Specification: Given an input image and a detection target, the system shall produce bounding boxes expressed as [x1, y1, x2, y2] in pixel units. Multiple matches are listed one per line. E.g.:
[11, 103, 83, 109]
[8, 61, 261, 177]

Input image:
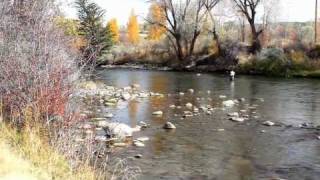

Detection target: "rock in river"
[163, 122, 176, 129]
[121, 92, 131, 101]
[152, 111, 163, 116]
[228, 112, 239, 117]
[133, 141, 145, 147]
[263, 121, 275, 126]
[188, 89, 195, 94]
[105, 113, 114, 118]
[136, 137, 150, 142]
[229, 117, 245, 122]
[103, 122, 134, 138]
[186, 103, 193, 109]
[223, 100, 235, 107]
[95, 136, 108, 142]
[131, 83, 141, 89]
[169, 104, 176, 109]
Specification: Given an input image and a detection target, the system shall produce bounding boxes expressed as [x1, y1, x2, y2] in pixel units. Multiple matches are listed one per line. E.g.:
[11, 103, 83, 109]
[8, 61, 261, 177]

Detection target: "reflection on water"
[94, 69, 320, 179]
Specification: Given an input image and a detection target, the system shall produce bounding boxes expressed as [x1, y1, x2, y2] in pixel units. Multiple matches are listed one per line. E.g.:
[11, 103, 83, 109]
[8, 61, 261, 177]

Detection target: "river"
[92, 68, 320, 180]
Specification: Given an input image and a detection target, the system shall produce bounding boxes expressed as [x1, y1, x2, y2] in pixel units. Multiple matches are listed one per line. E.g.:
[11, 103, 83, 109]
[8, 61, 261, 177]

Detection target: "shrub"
[0, 0, 79, 126]
[252, 48, 290, 76]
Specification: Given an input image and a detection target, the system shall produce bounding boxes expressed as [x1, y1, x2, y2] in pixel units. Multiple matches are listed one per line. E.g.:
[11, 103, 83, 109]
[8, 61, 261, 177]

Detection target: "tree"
[147, 3, 166, 41]
[107, 18, 120, 43]
[149, 0, 220, 63]
[316, 0, 318, 44]
[127, 10, 140, 44]
[75, 0, 113, 66]
[232, 0, 263, 53]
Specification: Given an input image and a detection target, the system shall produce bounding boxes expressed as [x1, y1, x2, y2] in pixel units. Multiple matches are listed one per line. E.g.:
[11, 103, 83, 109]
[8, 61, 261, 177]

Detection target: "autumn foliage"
[107, 18, 120, 43]
[148, 3, 166, 41]
[127, 10, 140, 44]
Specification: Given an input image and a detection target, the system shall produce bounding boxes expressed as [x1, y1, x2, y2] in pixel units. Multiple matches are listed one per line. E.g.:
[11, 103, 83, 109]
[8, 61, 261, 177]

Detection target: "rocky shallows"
[74, 80, 284, 159]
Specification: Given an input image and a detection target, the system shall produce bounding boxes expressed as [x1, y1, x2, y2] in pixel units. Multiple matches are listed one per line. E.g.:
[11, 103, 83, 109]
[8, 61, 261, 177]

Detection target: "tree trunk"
[316, 0, 318, 44]
[212, 28, 222, 56]
[249, 22, 262, 53]
[188, 32, 200, 59]
[240, 18, 246, 42]
[174, 35, 184, 61]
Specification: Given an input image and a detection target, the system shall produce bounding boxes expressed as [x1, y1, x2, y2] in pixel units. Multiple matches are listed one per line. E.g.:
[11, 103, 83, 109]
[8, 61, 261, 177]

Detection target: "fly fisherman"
[230, 70, 235, 81]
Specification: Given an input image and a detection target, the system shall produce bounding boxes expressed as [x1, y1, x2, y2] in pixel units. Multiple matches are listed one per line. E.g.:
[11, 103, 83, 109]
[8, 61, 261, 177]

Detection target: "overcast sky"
[61, 0, 317, 25]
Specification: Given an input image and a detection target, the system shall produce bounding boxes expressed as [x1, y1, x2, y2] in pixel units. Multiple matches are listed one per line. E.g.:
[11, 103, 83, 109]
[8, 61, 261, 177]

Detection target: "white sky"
[61, 0, 317, 25]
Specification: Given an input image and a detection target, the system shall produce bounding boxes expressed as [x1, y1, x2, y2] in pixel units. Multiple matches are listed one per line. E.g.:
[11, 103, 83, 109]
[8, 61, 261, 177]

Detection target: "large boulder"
[103, 122, 134, 138]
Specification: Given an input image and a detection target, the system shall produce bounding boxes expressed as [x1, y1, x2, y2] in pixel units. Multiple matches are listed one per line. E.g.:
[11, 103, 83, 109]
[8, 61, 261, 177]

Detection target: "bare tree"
[148, 0, 220, 64]
[232, 0, 263, 53]
[204, 0, 222, 55]
[316, 0, 318, 44]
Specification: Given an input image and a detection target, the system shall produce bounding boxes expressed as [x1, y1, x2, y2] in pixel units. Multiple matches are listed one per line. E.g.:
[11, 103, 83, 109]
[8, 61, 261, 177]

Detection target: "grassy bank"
[0, 124, 97, 180]
[233, 48, 320, 78]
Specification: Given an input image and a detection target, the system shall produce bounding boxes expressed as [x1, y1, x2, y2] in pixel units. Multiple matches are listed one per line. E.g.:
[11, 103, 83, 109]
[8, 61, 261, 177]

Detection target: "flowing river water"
[91, 68, 320, 180]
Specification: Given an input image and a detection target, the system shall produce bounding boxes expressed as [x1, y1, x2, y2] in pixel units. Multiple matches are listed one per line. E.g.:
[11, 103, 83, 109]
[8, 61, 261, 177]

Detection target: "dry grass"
[0, 124, 97, 180]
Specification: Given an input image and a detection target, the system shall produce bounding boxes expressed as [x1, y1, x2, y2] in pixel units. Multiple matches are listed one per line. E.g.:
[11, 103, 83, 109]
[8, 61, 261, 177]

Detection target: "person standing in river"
[230, 70, 235, 81]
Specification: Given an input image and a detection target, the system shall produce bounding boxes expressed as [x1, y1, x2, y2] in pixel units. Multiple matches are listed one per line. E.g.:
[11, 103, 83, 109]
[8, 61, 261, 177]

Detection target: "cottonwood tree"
[107, 18, 120, 43]
[147, 2, 166, 41]
[148, 0, 220, 63]
[75, 0, 113, 66]
[127, 10, 140, 44]
[232, 0, 263, 53]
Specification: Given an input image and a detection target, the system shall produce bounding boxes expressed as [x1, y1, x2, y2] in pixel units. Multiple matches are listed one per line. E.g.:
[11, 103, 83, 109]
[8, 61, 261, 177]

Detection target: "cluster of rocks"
[75, 81, 164, 109]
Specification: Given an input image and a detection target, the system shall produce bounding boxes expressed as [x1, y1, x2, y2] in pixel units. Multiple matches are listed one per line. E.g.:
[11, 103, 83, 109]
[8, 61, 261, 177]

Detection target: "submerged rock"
[139, 92, 149, 98]
[229, 117, 245, 122]
[122, 92, 131, 101]
[183, 111, 193, 117]
[238, 98, 246, 102]
[104, 122, 134, 138]
[138, 121, 149, 128]
[134, 154, 143, 159]
[105, 113, 114, 118]
[219, 95, 227, 99]
[133, 141, 145, 147]
[163, 122, 176, 129]
[228, 112, 239, 117]
[113, 143, 127, 147]
[169, 104, 176, 109]
[186, 103, 193, 109]
[263, 121, 275, 126]
[136, 137, 150, 142]
[223, 100, 235, 107]
[188, 89, 195, 94]
[152, 111, 163, 116]
[131, 83, 141, 89]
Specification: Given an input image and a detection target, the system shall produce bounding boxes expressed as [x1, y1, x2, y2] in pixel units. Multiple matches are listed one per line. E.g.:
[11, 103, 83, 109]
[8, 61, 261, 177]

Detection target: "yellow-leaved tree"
[127, 10, 140, 44]
[107, 18, 120, 43]
[147, 3, 166, 41]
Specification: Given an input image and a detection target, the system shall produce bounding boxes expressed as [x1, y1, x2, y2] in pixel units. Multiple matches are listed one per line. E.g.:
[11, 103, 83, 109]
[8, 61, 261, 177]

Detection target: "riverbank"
[100, 63, 320, 79]
[100, 47, 320, 79]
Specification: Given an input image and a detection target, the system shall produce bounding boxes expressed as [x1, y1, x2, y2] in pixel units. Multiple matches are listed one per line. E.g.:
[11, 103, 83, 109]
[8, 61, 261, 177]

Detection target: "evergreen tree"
[75, 0, 113, 66]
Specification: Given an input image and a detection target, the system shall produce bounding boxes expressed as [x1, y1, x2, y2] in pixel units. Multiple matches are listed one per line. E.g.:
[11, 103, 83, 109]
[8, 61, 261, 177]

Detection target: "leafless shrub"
[0, 0, 80, 126]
